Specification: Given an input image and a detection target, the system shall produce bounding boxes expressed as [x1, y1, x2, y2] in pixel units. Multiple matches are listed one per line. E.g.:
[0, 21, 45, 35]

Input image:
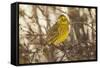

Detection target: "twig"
[60, 53, 66, 61]
[70, 22, 96, 31]
[56, 8, 68, 14]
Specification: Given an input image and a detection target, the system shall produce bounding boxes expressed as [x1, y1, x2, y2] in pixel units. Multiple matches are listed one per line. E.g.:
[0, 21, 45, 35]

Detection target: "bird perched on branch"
[47, 15, 70, 46]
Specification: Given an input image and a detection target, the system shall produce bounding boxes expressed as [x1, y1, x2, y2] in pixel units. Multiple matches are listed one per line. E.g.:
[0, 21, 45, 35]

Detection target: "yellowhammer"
[47, 15, 70, 46]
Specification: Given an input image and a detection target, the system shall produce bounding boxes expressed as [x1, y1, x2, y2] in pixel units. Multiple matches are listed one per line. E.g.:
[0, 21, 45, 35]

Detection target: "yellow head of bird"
[57, 15, 69, 25]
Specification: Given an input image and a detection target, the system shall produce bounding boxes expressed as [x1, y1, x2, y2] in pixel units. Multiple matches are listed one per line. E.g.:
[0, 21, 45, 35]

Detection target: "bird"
[47, 15, 70, 46]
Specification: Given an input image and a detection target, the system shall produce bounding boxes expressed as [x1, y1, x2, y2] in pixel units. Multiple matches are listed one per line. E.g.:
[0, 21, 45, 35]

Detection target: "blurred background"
[19, 4, 96, 64]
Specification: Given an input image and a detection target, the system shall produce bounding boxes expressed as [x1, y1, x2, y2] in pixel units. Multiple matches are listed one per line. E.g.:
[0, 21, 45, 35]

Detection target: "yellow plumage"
[47, 15, 70, 46]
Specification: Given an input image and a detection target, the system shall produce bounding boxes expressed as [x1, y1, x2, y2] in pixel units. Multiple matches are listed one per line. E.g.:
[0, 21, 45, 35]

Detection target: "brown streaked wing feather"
[47, 23, 59, 42]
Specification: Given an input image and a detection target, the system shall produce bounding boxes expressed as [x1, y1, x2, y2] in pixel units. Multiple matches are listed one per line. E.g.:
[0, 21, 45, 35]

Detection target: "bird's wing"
[47, 23, 59, 43]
